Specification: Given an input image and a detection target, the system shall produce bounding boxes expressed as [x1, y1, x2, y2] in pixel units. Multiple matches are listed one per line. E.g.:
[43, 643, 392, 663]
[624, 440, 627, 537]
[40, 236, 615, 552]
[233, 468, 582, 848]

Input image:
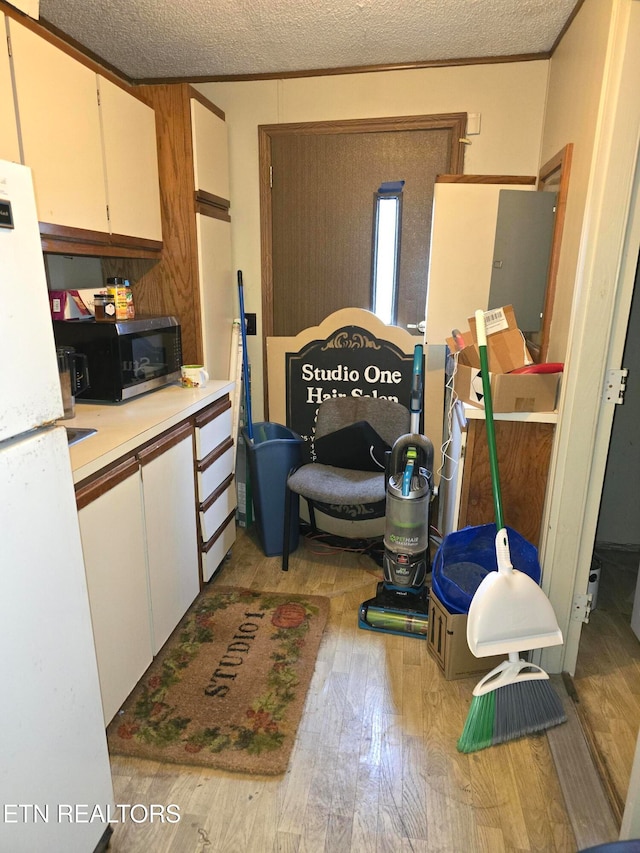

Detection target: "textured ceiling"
[37, 0, 579, 82]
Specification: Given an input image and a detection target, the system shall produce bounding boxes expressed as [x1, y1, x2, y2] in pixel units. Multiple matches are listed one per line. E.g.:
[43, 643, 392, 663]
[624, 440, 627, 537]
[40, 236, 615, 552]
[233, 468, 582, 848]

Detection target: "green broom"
[457, 311, 566, 754]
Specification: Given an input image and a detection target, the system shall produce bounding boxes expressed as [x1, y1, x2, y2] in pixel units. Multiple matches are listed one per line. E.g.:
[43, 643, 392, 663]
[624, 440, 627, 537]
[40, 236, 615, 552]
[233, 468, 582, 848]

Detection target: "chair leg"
[282, 484, 292, 571]
[308, 499, 317, 533]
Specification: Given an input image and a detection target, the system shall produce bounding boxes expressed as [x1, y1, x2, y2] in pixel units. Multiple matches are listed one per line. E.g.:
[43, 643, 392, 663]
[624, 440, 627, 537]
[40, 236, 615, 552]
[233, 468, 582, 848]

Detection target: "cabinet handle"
[138, 421, 194, 465]
[75, 456, 139, 509]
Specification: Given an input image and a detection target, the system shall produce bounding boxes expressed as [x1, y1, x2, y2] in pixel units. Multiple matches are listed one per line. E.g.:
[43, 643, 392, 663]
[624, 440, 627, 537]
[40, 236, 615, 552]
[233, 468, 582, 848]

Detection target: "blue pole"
[237, 270, 254, 442]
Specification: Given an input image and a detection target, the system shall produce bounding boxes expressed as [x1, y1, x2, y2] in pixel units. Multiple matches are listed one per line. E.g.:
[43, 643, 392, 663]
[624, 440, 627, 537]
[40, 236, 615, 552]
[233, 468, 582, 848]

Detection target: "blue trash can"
[242, 422, 304, 557]
[431, 523, 541, 614]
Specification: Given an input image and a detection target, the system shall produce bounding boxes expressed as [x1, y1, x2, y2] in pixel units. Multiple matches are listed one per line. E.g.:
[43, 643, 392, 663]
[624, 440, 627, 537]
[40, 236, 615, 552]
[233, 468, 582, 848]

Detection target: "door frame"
[257, 112, 467, 415]
[538, 0, 640, 685]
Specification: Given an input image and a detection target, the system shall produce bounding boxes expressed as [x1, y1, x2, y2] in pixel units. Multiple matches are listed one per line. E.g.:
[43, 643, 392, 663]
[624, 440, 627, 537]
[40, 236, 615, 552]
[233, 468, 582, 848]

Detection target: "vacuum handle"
[475, 310, 504, 531]
[389, 433, 434, 477]
[410, 344, 423, 434]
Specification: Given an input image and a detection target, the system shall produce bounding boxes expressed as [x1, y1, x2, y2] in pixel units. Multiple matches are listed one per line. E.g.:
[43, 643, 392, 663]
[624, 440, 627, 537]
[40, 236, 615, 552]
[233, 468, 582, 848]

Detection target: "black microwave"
[53, 315, 182, 402]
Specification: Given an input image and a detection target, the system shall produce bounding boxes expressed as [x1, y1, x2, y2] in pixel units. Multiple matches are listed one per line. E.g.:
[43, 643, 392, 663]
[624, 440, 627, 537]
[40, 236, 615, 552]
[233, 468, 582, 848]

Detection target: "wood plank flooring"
[106, 528, 616, 852]
[572, 545, 640, 824]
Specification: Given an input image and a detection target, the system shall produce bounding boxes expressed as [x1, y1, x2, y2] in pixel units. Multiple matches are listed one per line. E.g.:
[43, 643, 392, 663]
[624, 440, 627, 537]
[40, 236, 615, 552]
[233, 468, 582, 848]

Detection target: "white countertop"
[66, 379, 235, 484]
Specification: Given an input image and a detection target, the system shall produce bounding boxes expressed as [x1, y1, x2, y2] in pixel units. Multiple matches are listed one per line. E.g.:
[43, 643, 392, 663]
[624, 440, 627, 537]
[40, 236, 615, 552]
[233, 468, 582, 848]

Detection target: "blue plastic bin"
[431, 523, 541, 614]
[242, 422, 304, 557]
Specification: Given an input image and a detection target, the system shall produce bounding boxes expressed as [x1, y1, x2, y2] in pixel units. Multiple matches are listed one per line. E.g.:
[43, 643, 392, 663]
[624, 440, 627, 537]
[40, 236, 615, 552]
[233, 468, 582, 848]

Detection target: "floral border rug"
[107, 586, 330, 775]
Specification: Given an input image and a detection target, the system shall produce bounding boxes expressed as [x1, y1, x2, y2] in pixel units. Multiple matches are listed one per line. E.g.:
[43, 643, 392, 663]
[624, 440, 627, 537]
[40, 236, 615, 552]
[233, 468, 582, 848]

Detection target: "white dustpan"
[467, 528, 563, 657]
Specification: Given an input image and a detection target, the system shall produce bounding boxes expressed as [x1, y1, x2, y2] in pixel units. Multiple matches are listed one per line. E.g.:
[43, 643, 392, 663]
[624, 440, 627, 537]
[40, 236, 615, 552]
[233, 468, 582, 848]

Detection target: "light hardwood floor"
[107, 528, 610, 852]
[572, 545, 640, 824]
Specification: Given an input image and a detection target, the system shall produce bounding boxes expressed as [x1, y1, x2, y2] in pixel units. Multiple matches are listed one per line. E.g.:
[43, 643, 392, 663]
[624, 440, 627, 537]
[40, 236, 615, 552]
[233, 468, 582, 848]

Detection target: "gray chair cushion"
[286, 397, 411, 520]
[282, 397, 412, 565]
[287, 463, 386, 505]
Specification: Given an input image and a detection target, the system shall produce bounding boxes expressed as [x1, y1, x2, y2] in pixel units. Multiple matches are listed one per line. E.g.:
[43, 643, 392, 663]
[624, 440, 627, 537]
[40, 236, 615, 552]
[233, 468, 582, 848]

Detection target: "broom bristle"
[457, 679, 567, 754]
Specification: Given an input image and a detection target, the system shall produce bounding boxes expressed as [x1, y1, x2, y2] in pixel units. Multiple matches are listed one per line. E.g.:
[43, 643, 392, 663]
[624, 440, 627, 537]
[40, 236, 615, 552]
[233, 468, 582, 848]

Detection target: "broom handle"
[475, 310, 504, 531]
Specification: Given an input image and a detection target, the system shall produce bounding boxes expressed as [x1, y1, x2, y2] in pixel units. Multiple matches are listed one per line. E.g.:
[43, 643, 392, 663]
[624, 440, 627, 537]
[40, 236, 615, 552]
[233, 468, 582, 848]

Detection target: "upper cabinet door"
[0, 13, 20, 163]
[190, 98, 230, 203]
[98, 76, 162, 241]
[8, 20, 109, 232]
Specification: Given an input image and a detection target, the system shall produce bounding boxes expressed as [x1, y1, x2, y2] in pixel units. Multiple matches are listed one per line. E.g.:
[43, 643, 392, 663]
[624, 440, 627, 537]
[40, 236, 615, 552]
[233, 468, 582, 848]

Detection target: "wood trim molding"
[147, 52, 550, 86]
[550, 0, 587, 56]
[39, 221, 162, 258]
[75, 455, 139, 510]
[188, 86, 225, 120]
[202, 511, 236, 553]
[195, 189, 230, 211]
[196, 436, 234, 473]
[195, 202, 231, 222]
[199, 185, 229, 206]
[259, 112, 467, 138]
[200, 474, 234, 514]
[436, 174, 537, 185]
[137, 421, 194, 466]
[109, 232, 163, 252]
[538, 143, 573, 363]
[194, 395, 231, 429]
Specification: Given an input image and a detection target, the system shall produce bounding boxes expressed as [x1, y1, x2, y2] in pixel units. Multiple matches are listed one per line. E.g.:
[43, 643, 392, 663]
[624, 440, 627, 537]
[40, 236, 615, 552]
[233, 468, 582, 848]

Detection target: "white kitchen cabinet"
[98, 75, 162, 241]
[76, 457, 152, 726]
[8, 18, 109, 232]
[197, 212, 234, 379]
[191, 97, 230, 202]
[7, 17, 162, 244]
[0, 13, 20, 163]
[139, 422, 200, 653]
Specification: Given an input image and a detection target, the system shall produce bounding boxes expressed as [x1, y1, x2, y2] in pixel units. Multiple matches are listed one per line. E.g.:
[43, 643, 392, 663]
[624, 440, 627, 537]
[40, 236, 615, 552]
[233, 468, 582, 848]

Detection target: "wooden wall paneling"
[458, 419, 555, 546]
[134, 83, 203, 365]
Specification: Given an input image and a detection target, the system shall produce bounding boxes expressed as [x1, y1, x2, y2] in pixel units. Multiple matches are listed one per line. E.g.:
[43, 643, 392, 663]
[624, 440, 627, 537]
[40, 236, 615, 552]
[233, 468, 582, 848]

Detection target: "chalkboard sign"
[286, 325, 418, 458]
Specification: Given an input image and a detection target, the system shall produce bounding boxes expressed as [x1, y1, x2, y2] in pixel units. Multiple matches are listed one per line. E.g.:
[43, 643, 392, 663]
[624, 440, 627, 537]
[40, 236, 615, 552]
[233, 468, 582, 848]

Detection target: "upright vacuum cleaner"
[358, 345, 434, 638]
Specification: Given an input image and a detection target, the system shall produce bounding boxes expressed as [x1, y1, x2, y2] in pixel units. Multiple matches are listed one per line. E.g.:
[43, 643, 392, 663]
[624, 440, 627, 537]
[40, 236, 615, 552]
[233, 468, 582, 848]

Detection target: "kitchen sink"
[65, 426, 97, 447]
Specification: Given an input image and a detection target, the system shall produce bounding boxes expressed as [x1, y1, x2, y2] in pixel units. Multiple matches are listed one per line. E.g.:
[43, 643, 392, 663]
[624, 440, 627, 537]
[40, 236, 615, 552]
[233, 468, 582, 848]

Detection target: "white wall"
[196, 60, 549, 420]
[540, 0, 616, 363]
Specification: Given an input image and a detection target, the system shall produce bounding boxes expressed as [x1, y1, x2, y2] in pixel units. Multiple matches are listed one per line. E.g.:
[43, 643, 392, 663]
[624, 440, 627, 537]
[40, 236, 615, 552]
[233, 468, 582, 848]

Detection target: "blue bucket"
[431, 523, 541, 614]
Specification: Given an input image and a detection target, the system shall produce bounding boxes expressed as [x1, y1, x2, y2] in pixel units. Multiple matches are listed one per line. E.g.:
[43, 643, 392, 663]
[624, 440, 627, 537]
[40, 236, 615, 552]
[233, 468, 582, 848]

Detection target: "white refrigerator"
[0, 160, 115, 851]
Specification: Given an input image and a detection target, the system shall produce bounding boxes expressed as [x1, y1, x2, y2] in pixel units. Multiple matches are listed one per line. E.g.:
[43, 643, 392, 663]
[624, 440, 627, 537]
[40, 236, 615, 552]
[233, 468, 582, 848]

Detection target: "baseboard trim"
[546, 674, 619, 849]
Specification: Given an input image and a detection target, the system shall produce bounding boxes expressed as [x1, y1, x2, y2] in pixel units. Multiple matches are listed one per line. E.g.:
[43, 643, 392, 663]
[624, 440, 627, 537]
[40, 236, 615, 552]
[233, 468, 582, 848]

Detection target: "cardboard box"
[49, 289, 92, 320]
[448, 305, 533, 375]
[447, 305, 560, 412]
[453, 359, 560, 412]
[427, 588, 506, 680]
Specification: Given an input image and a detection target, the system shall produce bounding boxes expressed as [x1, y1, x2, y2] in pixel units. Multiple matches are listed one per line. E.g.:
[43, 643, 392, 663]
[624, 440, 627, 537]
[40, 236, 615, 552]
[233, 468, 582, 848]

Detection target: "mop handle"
[475, 310, 504, 531]
[237, 270, 254, 443]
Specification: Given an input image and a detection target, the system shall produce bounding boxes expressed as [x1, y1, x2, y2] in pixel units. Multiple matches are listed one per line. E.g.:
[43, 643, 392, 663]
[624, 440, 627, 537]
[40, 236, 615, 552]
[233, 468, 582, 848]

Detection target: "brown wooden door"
[260, 114, 467, 339]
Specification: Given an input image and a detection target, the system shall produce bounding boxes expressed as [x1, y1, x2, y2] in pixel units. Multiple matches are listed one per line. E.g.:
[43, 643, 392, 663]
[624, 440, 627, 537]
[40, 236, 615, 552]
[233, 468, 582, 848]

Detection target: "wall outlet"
[245, 312, 257, 335]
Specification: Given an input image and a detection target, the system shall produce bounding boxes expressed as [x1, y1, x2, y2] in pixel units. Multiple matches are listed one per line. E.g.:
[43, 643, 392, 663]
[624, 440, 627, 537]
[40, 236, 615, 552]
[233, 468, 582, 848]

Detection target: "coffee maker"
[56, 346, 89, 419]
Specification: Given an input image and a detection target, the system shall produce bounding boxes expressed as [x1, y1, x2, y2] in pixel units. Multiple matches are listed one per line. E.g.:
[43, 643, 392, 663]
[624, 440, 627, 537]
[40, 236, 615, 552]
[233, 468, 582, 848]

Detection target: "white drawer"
[197, 445, 233, 500]
[199, 478, 237, 542]
[195, 405, 233, 462]
[202, 517, 236, 582]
